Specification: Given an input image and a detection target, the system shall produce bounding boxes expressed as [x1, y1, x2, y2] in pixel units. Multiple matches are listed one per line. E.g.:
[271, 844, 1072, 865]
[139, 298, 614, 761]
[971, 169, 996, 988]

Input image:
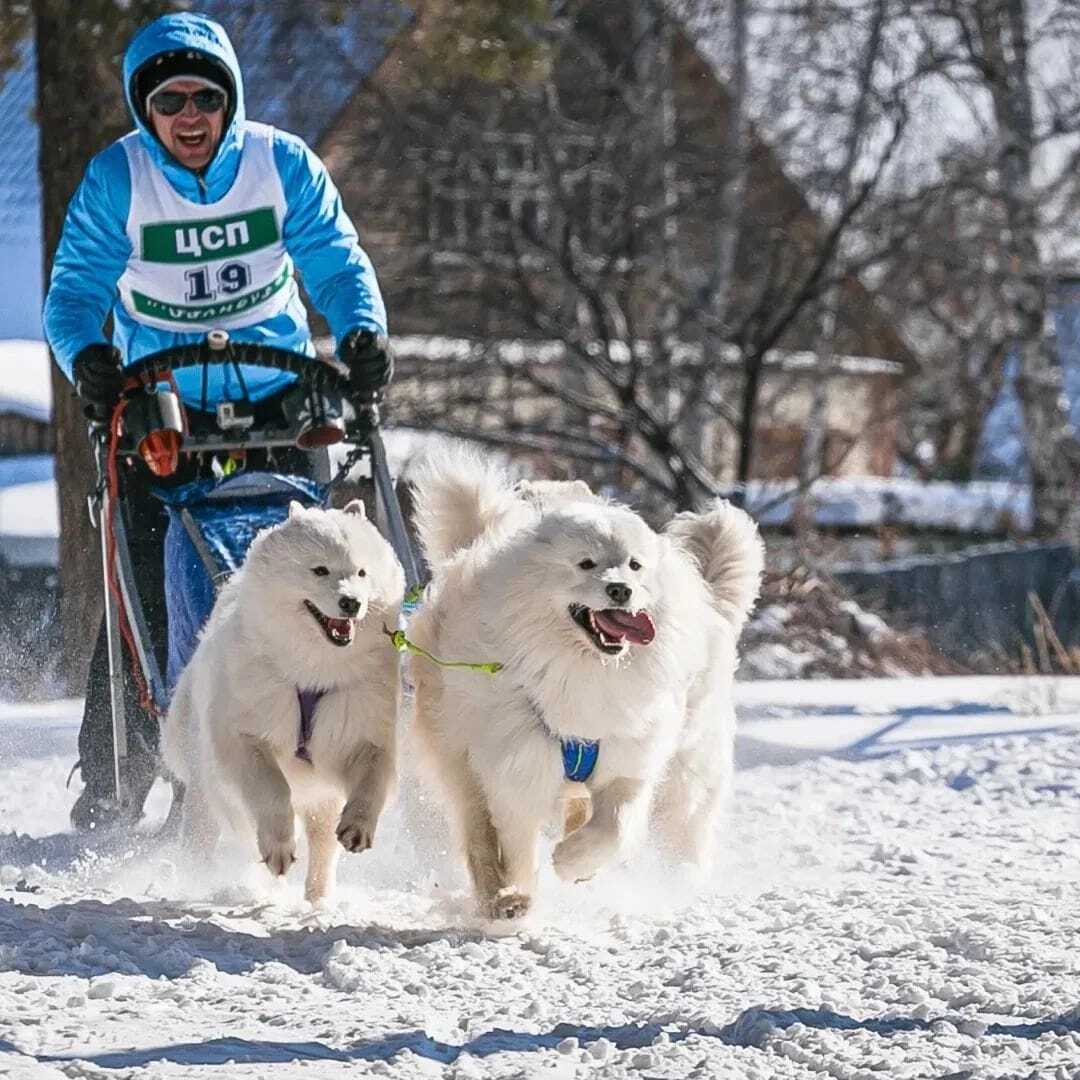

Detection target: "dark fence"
[836, 543, 1079, 663]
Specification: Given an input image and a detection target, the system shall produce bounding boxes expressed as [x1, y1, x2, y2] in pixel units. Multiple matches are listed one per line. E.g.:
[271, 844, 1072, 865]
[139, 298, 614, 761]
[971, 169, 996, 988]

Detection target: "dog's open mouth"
[304, 600, 356, 647]
[569, 603, 656, 654]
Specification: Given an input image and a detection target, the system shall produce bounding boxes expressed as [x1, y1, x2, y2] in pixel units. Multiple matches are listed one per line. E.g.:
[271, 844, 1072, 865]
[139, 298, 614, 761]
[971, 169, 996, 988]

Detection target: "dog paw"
[257, 817, 296, 877]
[336, 804, 376, 853]
[483, 888, 531, 920]
[553, 829, 611, 883]
[260, 836, 296, 877]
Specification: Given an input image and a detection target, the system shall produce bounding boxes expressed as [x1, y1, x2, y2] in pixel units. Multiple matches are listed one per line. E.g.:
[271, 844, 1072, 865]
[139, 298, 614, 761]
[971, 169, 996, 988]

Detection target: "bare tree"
[30, 0, 178, 690]
[797, 0, 890, 498]
[888, 0, 1080, 532]
[344, 0, 913, 512]
[0, 2, 29, 74]
[876, 152, 1016, 480]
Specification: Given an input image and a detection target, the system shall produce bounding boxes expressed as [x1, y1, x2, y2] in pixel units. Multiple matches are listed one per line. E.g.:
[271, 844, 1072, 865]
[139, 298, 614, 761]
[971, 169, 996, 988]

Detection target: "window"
[424, 133, 615, 257]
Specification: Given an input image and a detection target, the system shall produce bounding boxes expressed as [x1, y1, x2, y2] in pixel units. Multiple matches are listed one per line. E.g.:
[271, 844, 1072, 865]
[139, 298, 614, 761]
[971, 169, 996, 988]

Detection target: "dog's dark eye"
[312, 566, 330, 577]
[578, 558, 596, 570]
[357, 569, 367, 578]
[629, 558, 642, 571]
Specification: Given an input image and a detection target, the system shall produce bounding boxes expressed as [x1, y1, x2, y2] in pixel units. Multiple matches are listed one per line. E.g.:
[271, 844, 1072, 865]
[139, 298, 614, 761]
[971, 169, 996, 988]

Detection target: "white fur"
[666, 499, 765, 633]
[162, 499, 405, 903]
[407, 449, 764, 918]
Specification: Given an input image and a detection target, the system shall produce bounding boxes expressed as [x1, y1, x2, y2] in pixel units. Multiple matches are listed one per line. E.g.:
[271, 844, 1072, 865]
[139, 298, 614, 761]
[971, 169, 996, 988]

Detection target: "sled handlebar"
[125, 341, 356, 398]
[90, 341, 382, 457]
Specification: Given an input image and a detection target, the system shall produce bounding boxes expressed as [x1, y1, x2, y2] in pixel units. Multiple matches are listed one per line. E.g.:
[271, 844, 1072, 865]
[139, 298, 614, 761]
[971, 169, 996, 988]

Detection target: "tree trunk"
[978, 0, 1077, 535]
[707, 0, 748, 336]
[797, 0, 887, 509]
[736, 350, 763, 492]
[702, 0, 748, 489]
[34, 0, 174, 691]
[627, 0, 679, 434]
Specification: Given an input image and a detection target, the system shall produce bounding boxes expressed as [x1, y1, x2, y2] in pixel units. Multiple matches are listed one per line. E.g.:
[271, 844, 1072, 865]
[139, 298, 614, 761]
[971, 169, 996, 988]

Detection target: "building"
[0, 338, 52, 457]
[317, 1, 910, 484]
[0, 2, 909, 489]
[0, 43, 43, 342]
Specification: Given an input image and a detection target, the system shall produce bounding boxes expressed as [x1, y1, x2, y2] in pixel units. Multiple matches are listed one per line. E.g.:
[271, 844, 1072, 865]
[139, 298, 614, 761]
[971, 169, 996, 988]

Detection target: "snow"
[0, 340, 51, 423]
[0, 458, 1034, 572]
[0, 481, 58, 541]
[0, 342, 54, 563]
[0, 457, 58, 569]
[390, 334, 903, 376]
[0, 433, 432, 570]
[2, 676, 1080, 1078]
[742, 475, 1033, 534]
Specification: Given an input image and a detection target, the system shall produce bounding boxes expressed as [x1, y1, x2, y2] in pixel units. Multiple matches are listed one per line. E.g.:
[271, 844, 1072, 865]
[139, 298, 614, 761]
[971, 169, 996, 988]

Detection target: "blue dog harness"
[562, 738, 599, 783]
[520, 690, 600, 783]
[519, 692, 598, 781]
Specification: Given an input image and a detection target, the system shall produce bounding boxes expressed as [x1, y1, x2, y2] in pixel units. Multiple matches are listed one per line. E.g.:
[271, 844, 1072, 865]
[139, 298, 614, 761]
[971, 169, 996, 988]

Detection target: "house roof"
[0, 42, 39, 249]
[200, 1, 402, 149]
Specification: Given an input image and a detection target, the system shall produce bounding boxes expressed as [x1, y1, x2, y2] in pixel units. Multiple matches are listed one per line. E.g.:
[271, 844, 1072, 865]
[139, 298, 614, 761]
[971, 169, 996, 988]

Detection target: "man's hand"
[339, 329, 393, 399]
[73, 344, 125, 420]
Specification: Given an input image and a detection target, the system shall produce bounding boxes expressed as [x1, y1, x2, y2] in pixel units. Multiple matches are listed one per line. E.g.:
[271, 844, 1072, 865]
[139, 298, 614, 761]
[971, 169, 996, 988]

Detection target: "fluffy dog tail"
[408, 442, 521, 568]
[666, 499, 765, 632]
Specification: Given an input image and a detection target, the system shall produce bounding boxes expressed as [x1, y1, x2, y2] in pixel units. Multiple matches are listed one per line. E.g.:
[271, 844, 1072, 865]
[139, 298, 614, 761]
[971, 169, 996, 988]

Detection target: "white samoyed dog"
[407, 449, 764, 918]
[163, 499, 405, 903]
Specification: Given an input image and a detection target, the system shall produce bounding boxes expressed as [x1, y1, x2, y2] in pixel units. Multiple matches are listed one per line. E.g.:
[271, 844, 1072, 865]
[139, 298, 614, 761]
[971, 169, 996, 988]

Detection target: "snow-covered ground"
[0, 340, 51, 424]
[2, 676, 1080, 1079]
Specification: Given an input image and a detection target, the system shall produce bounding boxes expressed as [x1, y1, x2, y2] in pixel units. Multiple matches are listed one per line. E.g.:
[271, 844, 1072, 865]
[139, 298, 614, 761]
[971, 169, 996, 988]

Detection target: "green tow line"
[382, 624, 504, 675]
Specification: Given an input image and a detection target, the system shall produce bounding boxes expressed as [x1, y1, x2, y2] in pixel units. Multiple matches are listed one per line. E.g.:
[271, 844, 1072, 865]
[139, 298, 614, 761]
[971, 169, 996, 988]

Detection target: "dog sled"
[85, 333, 421, 822]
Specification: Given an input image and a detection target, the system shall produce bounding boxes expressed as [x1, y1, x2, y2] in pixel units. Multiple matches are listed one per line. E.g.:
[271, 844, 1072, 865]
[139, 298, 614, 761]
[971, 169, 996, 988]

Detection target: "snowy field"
[2, 676, 1080, 1079]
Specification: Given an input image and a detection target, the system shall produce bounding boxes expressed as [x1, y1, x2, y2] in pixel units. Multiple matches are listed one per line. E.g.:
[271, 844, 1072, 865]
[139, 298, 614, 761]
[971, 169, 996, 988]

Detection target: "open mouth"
[175, 130, 209, 151]
[569, 603, 656, 655]
[304, 600, 356, 647]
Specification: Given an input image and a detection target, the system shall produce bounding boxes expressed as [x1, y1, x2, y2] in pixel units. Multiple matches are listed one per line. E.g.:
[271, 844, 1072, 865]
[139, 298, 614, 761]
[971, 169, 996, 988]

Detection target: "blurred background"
[2, 0, 1080, 697]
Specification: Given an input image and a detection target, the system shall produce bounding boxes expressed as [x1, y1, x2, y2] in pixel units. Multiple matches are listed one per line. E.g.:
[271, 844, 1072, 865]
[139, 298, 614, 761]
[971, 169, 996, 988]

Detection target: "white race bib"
[117, 122, 296, 332]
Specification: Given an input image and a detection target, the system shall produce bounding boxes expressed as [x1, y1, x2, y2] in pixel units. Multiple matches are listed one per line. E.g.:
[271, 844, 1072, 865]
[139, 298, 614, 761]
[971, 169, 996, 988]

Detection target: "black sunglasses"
[150, 88, 227, 117]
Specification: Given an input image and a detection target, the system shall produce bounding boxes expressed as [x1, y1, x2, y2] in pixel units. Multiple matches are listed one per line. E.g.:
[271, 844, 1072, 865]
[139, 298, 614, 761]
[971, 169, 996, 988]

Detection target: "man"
[43, 11, 392, 830]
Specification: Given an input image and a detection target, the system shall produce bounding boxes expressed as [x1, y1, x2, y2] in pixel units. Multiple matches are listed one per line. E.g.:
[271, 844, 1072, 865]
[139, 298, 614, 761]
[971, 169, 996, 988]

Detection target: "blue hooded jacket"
[43, 11, 386, 406]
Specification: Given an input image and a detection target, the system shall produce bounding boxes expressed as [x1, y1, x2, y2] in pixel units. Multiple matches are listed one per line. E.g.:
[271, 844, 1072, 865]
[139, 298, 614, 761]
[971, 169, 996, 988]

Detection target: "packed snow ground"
[2, 677, 1080, 1079]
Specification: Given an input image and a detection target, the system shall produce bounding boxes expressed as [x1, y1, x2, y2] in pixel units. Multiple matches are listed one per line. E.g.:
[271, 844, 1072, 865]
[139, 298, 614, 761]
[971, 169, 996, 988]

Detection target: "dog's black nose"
[605, 582, 632, 606]
[338, 596, 361, 617]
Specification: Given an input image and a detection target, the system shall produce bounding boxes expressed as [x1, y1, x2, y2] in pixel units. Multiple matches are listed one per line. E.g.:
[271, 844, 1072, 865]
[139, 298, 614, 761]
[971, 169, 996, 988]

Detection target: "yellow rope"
[382, 625, 503, 675]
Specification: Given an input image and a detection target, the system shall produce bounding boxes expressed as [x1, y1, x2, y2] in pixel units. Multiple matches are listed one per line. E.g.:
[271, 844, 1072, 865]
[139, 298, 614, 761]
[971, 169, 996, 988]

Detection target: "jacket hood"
[122, 12, 246, 200]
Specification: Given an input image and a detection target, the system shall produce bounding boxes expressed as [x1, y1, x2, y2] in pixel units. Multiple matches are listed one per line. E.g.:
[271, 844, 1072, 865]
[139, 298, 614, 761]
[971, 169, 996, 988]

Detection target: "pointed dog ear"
[343, 499, 366, 518]
[288, 500, 306, 519]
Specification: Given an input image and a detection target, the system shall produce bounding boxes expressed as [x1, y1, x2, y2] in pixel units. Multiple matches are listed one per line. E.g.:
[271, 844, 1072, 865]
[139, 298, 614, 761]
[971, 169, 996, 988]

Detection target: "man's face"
[150, 78, 226, 171]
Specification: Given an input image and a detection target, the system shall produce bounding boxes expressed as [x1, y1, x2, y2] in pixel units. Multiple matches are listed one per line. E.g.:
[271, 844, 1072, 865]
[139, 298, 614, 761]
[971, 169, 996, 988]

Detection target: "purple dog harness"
[295, 688, 324, 764]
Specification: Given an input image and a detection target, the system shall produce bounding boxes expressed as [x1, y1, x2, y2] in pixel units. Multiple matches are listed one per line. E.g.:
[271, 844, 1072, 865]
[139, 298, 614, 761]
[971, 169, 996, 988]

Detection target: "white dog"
[407, 450, 763, 918]
[163, 499, 405, 902]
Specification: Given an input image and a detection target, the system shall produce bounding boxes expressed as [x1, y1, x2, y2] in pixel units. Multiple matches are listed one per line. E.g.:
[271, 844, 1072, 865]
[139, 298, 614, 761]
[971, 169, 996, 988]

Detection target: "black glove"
[339, 328, 393, 399]
[73, 344, 125, 419]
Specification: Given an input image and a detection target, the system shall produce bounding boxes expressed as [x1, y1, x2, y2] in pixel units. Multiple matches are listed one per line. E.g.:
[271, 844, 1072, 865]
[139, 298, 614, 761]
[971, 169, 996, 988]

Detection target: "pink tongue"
[593, 609, 656, 645]
[327, 617, 353, 637]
